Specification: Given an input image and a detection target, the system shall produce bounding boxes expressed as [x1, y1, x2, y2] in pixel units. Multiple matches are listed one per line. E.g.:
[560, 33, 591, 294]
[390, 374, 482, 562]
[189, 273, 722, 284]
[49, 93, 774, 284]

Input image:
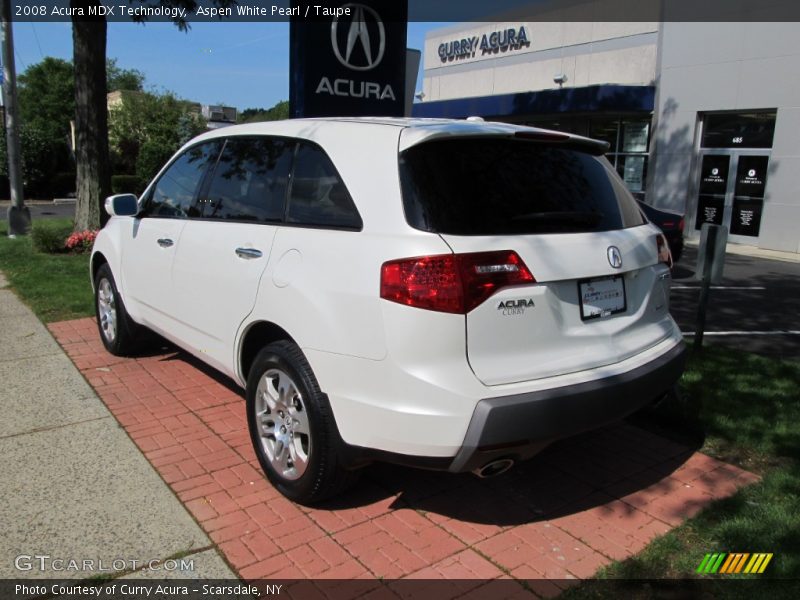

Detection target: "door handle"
[235, 247, 263, 259]
[157, 238, 174, 248]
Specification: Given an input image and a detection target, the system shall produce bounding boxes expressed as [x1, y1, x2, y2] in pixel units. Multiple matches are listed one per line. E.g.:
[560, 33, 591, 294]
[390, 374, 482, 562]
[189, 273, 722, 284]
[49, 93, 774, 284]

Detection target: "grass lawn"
[0, 218, 94, 322]
[567, 346, 800, 597]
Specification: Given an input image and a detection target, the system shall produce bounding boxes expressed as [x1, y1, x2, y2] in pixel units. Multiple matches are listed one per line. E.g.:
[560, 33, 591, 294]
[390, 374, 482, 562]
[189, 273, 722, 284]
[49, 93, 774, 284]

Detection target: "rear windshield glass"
[399, 138, 646, 235]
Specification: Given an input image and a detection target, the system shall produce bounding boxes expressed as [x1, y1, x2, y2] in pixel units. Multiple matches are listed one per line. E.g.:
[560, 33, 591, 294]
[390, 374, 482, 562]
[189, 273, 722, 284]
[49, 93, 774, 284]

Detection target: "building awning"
[412, 84, 655, 119]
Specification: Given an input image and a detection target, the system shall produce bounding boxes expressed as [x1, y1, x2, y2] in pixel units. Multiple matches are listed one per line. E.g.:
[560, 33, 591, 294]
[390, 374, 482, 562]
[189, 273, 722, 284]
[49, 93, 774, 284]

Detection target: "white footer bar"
[682, 330, 800, 336]
[672, 286, 767, 290]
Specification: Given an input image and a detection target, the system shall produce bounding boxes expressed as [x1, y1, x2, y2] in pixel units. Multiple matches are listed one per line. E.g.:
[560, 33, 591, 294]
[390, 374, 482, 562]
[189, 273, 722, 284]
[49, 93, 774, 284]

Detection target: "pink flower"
[65, 229, 99, 252]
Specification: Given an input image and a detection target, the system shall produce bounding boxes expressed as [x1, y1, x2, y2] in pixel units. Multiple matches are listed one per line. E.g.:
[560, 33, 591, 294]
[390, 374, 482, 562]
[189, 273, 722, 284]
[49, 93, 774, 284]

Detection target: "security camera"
[554, 73, 568, 86]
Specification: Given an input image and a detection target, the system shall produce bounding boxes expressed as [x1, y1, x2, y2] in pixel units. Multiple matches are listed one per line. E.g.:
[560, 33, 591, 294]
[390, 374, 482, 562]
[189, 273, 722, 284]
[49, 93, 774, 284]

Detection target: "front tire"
[94, 263, 142, 356]
[246, 341, 358, 504]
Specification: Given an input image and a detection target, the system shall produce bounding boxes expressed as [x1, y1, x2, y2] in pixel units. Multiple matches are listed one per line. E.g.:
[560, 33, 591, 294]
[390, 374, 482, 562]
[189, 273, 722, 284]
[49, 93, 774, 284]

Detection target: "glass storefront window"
[701, 111, 776, 149]
[621, 121, 650, 152]
[524, 115, 652, 197]
[616, 155, 648, 193]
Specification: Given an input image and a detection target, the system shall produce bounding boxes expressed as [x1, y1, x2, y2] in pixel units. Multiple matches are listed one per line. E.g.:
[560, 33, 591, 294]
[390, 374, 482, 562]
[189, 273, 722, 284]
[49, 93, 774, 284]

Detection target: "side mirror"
[104, 193, 138, 217]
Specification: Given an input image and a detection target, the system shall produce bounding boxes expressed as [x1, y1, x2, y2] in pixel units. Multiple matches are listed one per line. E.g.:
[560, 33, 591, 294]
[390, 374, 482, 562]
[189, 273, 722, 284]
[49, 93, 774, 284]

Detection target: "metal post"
[1, 0, 29, 236]
[694, 225, 718, 350]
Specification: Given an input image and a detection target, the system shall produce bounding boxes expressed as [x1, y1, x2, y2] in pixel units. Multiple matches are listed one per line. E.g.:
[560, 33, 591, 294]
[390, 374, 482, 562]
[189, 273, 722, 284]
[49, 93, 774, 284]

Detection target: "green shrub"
[136, 139, 174, 183]
[30, 223, 73, 254]
[111, 174, 143, 195]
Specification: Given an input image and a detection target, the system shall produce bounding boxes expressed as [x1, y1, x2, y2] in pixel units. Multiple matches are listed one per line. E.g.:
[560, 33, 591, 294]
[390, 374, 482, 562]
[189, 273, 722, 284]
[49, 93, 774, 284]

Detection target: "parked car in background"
[637, 200, 685, 263]
[91, 118, 686, 504]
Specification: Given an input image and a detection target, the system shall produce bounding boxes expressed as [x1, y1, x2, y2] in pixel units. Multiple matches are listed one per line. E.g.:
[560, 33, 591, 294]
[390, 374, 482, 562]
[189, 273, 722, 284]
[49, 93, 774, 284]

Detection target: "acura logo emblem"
[607, 246, 622, 269]
[331, 3, 386, 71]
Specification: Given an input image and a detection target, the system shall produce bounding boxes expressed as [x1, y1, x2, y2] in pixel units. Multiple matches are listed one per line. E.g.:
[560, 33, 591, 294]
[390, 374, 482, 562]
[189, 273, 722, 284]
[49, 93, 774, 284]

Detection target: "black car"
[637, 200, 685, 263]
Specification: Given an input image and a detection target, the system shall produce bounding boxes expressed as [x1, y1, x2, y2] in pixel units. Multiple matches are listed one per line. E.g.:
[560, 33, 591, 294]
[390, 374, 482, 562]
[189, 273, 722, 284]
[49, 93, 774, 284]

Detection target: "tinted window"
[202, 137, 294, 222]
[400, 139, 646, 235]
[286, 143, 361, 229]
[146, 142, 219, 218]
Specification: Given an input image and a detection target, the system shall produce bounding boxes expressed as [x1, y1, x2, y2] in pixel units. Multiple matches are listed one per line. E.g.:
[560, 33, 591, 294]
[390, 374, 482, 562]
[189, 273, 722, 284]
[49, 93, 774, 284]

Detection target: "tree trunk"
[72, 5, 110, 231]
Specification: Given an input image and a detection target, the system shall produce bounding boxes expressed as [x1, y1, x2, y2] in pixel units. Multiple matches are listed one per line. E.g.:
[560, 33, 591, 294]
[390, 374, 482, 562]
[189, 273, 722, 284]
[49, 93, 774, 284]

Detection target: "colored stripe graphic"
[744, 553, 774, 574]
[699, 553, 774, 574]
[696, 554, 713, 573]
[710, 553, 726, 573]
[744, 554, 760, 573]
[758, 554, 773, 573]
[733, 553, 750, 573]
[719, 554, 735, 573]
[720, 553, 746, 573]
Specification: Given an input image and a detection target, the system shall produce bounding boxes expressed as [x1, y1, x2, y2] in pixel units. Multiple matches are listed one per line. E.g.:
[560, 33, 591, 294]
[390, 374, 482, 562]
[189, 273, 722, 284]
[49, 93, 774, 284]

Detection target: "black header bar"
[9, 0, 800, 23]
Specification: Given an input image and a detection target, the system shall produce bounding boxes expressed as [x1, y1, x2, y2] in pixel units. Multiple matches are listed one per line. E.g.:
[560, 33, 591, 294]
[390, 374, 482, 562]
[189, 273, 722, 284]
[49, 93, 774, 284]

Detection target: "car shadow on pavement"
[155, 345, 246, 395]
[317, 422, 703, 527]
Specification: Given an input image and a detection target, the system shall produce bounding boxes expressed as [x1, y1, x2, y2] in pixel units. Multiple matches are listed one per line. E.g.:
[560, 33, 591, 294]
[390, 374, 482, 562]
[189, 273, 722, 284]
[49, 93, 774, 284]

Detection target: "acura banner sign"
[290, 1, 408, 118]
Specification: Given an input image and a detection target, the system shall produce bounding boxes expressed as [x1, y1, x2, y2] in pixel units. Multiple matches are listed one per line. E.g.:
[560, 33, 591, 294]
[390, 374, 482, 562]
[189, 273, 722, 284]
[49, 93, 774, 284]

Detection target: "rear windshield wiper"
[511, 211, 604, 225]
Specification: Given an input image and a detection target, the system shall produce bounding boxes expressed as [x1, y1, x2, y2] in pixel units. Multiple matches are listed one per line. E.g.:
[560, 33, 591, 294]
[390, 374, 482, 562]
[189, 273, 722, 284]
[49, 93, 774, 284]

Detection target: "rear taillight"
[380, 251, 535, 314]
[656, 234, 673, 269]
[678, 217, 685, 232]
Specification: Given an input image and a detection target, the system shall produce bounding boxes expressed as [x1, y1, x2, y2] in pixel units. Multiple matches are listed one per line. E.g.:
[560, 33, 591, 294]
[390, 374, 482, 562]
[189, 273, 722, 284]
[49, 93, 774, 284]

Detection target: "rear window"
[286, 142, 362, 230]
[399, 138, 646, 235]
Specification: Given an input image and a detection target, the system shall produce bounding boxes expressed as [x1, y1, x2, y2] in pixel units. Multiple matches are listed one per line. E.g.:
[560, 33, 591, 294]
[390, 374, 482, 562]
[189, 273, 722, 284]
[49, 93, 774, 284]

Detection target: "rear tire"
[94, 263, 144, 356]
[246, 340, 358, 505]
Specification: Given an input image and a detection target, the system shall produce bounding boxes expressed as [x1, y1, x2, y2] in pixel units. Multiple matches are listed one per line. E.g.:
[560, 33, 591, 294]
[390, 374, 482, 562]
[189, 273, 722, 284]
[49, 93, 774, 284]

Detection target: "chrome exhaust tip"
[473, 458, 515, 478]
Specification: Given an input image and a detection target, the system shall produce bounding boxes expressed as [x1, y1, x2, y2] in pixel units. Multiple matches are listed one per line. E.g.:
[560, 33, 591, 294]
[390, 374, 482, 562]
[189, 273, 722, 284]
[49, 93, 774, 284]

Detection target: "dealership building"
[413, 20, 800, 254]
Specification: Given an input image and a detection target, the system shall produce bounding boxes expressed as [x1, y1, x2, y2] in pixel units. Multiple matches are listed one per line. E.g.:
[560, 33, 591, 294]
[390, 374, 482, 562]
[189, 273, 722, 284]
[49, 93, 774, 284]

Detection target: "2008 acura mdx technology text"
[91, 118, 687, 504]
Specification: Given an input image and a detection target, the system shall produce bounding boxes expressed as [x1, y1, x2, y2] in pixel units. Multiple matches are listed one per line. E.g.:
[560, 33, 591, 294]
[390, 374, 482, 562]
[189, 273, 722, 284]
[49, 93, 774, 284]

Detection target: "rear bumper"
[447, 340, 688, 473]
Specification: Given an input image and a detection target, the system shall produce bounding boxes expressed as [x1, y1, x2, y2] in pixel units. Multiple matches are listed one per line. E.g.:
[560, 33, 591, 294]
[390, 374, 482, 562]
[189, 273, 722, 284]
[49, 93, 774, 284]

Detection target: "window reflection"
[204, 138, 294, 222]
[147, 142, 219, 218]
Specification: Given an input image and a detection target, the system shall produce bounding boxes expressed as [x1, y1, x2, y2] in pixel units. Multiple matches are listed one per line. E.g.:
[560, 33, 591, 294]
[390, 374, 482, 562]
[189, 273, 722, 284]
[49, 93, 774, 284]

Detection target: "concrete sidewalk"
[0, 270, 235, 580]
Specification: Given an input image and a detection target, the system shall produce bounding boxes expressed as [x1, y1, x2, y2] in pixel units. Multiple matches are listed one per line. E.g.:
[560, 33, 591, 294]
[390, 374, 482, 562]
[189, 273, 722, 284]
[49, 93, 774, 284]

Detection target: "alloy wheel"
[254, 368, 311, 481]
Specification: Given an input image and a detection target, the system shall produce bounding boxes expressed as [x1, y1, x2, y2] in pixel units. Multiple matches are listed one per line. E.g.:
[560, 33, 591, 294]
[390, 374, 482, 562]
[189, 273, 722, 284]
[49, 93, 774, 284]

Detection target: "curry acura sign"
[289, 1, 408, 118]
[438, 26, 531, 62]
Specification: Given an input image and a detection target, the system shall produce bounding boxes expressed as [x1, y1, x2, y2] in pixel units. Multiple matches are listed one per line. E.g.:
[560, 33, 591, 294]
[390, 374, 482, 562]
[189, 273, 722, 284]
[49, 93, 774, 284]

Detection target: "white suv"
[92, 118, 686, 504]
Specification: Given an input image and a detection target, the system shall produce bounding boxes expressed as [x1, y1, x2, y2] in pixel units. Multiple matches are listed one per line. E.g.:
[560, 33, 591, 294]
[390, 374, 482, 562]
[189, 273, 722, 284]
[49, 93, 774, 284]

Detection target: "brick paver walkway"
[50, 318, 759, 586]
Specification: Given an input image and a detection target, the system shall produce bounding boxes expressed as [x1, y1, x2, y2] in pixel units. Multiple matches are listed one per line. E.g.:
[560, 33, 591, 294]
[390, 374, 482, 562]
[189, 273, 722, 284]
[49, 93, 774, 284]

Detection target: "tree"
[13, 55, 143, 201]
[0, 124, 52, 196]
[15, 57, 75, 197]
[72, 11, 110, 230]
[239, 101, 290, 123]
[18, 56, 147, 142]
[108, 90, 205, 182]
[18, 58, 75, 147]
[107, 58, 144, 92]
[71, 0, 234, 230]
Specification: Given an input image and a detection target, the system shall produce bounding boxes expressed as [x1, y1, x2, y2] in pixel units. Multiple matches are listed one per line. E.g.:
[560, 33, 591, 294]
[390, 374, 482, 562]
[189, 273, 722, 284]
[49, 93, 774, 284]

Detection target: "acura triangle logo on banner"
[290, 0, 408, 118]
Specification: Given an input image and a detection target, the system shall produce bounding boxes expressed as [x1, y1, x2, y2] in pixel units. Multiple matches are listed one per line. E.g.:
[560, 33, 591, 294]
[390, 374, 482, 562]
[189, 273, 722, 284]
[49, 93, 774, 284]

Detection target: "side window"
[286, 142, 362, 229]
[202, 137, 294, 222]
[145, 142, 220, 218]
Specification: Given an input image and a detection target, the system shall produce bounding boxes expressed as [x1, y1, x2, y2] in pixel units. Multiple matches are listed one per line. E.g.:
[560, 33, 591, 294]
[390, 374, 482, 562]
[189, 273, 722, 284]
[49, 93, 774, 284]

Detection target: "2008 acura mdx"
[91, 118, 686, 504]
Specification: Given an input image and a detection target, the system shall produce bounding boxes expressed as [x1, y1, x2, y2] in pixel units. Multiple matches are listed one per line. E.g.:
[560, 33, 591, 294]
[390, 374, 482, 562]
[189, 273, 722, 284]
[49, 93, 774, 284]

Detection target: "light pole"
[1, 0, 29, 237]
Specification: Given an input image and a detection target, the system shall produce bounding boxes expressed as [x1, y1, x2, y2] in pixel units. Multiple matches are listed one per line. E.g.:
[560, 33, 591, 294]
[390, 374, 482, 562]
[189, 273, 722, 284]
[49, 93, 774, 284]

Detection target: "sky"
[9, 19, 453, 111]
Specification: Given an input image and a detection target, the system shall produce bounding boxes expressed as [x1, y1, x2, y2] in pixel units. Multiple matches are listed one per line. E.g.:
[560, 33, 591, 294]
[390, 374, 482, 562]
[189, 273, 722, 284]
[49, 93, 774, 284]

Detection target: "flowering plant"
[65, 229, 98, 253]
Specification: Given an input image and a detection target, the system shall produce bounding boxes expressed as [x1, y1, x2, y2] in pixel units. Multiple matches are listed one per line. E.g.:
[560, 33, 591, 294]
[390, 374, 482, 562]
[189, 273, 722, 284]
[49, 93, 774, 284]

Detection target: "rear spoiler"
[399, 123, 610, 156]
[512, 131, 610, 156]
